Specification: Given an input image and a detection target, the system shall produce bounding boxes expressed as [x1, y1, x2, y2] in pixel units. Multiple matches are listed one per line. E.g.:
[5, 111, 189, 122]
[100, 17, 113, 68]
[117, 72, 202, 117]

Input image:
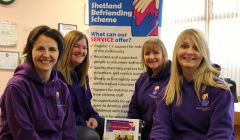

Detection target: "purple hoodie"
[151, 79, 235, 140]
[128, 61, 171, 140]
[0, 63, 77, 140]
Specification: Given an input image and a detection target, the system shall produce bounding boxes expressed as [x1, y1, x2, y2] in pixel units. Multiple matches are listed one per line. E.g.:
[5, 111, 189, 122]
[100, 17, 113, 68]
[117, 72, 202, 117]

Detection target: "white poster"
[88, 0, 163, 118]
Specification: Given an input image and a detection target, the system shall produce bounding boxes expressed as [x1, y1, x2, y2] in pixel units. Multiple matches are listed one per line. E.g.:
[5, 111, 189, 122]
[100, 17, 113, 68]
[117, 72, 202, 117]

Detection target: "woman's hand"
[86, 117, 98, 129]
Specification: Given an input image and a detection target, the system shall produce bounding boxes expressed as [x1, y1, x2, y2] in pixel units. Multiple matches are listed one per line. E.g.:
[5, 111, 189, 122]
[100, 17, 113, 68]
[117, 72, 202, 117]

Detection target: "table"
[234, 102, 240, 140]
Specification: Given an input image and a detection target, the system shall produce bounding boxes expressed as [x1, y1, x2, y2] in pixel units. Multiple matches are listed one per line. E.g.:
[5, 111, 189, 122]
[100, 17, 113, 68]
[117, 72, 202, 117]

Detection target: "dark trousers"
[77, 117, 105, 140]
[95, 117, 105, 140]
[77, 125, 100, 140]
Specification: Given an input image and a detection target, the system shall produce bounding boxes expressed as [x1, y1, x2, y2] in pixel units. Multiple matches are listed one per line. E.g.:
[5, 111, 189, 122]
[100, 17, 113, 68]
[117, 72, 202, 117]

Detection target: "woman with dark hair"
[58, 30, 104, 140]
[0, 25, 77, 140]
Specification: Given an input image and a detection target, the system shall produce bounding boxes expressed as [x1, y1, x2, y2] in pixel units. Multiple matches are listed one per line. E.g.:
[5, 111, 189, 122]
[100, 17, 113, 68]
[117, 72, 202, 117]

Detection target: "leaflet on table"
[103, 118, 140, 140]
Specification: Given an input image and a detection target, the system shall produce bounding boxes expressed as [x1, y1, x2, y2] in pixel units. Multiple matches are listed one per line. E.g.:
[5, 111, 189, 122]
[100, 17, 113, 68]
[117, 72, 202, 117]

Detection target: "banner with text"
[88, 0, 163, 118]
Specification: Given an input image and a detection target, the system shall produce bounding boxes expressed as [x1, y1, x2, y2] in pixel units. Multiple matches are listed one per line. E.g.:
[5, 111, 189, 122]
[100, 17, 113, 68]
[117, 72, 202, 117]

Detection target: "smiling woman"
[151, 28, 235, 140]
[127, 38, 171, 140]
[57, 30, 104, 140]
[31, 34, 59, 82]
[161, 0, 240, 100]
[0, 25, 77, 140]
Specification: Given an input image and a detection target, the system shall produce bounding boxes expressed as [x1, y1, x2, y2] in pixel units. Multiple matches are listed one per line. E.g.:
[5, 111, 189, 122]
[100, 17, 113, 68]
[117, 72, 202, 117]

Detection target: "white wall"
[0, 0, 88, 94]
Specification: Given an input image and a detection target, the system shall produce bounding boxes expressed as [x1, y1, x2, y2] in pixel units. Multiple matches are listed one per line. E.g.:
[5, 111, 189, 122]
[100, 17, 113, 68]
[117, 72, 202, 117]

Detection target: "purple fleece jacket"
[151, 79, 235, 140]
[127, 61, 171, 140]
[63, 71, 100, 126]
[0, 63, 77, 140]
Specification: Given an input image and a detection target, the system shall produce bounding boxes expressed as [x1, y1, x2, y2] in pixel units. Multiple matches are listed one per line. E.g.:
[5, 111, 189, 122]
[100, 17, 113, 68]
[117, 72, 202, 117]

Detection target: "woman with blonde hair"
[58, 30, 104, 140]
[127, 38, 171, 140]
[151, 28, 235, 140]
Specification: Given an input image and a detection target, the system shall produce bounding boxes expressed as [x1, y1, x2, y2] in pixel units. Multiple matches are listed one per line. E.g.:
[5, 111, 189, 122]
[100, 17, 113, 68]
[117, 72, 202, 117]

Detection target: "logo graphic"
[131, 0, 160, 36]
[149, 85, 160, 98]
[196, 92, 211, 111]
[201, 93, 209, 107]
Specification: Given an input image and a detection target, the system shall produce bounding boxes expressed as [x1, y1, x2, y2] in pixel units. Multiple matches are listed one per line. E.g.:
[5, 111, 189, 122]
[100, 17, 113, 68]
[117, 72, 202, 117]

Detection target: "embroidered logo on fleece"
[149, 85, 160, 98]
[56, 91, 65, 107]
[196, 92, 211, 111]
[201, 93, 209, 107]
